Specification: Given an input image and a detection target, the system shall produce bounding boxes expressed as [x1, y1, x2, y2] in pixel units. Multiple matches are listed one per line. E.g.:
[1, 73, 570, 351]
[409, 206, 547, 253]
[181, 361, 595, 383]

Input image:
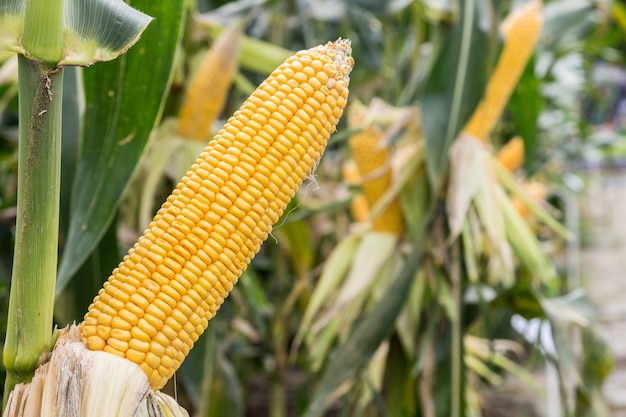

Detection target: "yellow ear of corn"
[463, 0, 543, 142]
[178, 23, 242, 141]
[348, 104, 404, 234]
[81, 39, 354, 390]
[496, 136, 524, 172]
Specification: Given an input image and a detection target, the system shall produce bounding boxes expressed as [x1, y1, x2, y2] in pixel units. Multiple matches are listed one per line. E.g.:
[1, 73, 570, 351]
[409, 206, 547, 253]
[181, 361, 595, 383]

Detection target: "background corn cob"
[463, 0, 543, 142]
[348, 104, 404, 234]
[81, 39, 354, 390]
[178, 23, 242, 141]
[496, 135, 525, 172]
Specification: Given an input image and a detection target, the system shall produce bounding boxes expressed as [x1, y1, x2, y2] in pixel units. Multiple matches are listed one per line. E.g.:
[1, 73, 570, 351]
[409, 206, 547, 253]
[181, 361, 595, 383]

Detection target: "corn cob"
[178, 23, 242, 141]
[348, 104, 404, 234]
[81, 39, 354, 390]
[496, 136, 524, 172]
[463, 0, 543, 142]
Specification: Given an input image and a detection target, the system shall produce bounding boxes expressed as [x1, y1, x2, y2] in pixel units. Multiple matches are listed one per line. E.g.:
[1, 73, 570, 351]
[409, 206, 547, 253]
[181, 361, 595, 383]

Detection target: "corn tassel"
[348, 104, 404, 234]
[463, 0, 543, 142]
[81, 39, 354, 390]
[178, 23, 242, 141]
[496, 136, 524, 172]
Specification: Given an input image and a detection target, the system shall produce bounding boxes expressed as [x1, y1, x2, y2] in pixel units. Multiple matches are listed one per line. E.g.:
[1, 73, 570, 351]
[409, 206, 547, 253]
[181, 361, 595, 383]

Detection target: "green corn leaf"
[464, 354, 502, 385]
[55, 217, 119, 325]
[395, 268, 425, 355]
[492, 158, 571, 240]
[178, 321, 244, 417]
[56, 0, 185, 295]
[421, 0, 493, 191]
[385, 338, 418, 417]
[307, 318, 341, 371]
[497, 187, 557, 286]
[534, 289, 613, 416]
[303, 216, 431, 417]
[508, 55, 542, 173]
[198, 324, 244, 417]
[542, 0, 597, 50]
[61, 0, 152, 65]
[275, 218, 314, 279]
[326, 232, 399, 320]
[0, 0, 24, 54]
[576, 327, 613, 417]
[202, 352, 244, 417]
[0, 0, 152, 65]
[296, 233, 362, 346]
[198, 20, 292, 75]
[59, 66, 82, 241]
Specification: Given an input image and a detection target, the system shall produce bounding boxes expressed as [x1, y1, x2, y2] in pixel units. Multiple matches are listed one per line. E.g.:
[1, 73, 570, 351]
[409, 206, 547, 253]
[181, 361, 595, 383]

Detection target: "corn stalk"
[0, 0, 152, 408]
[3, 2, 64, 399]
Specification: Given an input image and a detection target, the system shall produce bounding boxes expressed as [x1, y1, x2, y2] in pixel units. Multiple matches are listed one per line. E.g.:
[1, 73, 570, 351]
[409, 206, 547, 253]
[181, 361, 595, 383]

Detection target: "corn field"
[0, 0, 622, 416]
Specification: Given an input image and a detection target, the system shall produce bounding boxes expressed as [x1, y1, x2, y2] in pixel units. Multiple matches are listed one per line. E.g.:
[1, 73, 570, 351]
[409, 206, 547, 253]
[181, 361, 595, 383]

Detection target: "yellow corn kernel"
[347, 103, 404, 234]
[110, 328, 132, 342]
[86, 336, 105, 350]
[103, 345, 125, 357]
[178, 23, 242, 141]
[81, 39, 354, 390]
[496, 136, 524, 172]
[463, 0, 543, 142]
[111, 316, 132, 331]
[107, 338, 130, 353]
[126, 348, 146, 364]
[96, 325, 110, 341]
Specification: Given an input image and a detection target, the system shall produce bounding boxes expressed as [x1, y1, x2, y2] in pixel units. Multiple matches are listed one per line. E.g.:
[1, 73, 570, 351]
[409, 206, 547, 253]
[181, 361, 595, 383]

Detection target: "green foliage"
[0, 0, 152, 64]
[56, 0, 186, 296]
[421, 0, 494, 191]
[509, 55, 542, 173]
[0, 0, 619, 415]
[304, 226, 428, 417]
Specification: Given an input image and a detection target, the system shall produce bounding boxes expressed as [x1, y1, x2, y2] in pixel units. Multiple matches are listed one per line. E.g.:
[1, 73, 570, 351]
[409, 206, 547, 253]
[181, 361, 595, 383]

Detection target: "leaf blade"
[303, 219, 430, 417]
[421, 0, 493, 190]
[0, 0, 152, 64]
[56, 0, 185, 296]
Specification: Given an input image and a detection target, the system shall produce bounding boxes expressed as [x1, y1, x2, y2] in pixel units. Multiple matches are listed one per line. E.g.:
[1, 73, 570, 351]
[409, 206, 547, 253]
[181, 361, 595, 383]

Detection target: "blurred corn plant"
[290, 1, 613, 417]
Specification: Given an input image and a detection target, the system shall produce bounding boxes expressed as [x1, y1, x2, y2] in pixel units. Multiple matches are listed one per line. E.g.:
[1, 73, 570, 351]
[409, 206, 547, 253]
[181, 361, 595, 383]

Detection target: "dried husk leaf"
[0, 0, 152, 65]
[446, 133, 489, 238]
[3, 325, 187, 417]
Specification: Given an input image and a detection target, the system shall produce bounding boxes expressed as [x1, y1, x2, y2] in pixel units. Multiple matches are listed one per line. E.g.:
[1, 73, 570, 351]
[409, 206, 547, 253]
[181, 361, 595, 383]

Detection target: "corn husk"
[3, 326, 188, 417]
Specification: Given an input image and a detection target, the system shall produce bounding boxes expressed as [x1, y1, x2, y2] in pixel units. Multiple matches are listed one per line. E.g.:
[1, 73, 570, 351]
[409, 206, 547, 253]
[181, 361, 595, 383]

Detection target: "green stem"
[270, 381, 286, 417]
[450, 241, 464, 417]
[21, 0, 64, 64]
[3, 56, 63, 406]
